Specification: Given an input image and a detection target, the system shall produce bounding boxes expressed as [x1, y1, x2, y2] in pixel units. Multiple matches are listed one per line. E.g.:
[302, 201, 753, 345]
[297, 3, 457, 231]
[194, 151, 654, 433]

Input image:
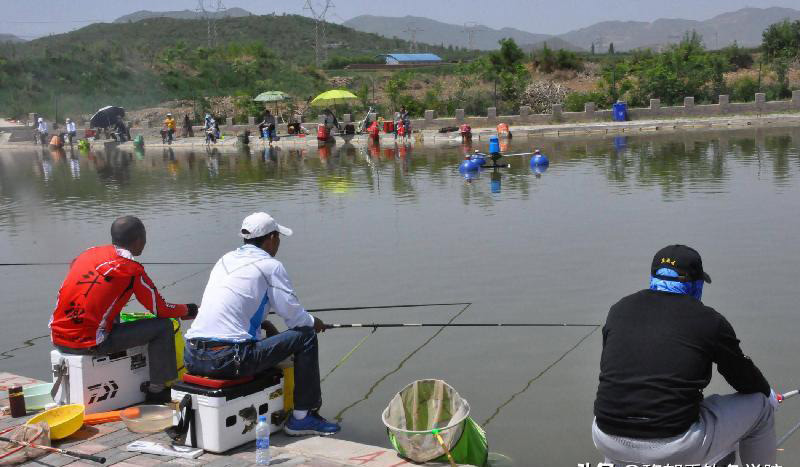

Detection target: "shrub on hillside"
[730, 76, 759, 102]
[564, 91, 610, 112]
[520, 81, 569, 114]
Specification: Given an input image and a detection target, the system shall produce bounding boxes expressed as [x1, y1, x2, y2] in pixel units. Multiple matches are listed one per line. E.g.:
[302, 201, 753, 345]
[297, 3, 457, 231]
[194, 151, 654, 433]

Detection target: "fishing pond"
[1, 128, 800, 465]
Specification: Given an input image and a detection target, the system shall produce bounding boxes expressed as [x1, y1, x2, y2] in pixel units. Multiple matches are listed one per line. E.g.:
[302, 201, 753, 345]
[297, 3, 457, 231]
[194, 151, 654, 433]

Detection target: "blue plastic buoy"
[530, 153, 549, 168]
[489, 136, 500, 155]
[472, 152, 486, 167]
[459, 158, 480, 173]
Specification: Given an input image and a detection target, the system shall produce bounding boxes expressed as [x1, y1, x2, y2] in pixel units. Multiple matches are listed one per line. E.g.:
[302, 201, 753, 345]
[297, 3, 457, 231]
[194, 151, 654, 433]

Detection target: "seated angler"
[592, 245, 777, 466]
[49, 216, 198, 403]
[184, 212, 341, 436]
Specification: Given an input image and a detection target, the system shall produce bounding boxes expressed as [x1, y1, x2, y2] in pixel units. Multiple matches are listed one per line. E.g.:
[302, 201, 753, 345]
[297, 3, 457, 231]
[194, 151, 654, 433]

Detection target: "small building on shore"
[382, 53, 442, 65]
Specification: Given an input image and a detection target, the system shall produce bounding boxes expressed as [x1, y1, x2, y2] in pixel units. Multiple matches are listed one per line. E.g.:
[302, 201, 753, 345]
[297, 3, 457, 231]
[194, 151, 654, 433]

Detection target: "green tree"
[608, 43, 615, 55]
[762, 19, 800, 61]
[386, 74, 408, 110]
[485, 38, 529, 102]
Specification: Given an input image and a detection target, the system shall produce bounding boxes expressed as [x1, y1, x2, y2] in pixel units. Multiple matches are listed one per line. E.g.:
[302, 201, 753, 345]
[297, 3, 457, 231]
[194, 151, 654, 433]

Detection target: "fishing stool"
[50, 346, 150, 414]
[169, 369, 286, 453]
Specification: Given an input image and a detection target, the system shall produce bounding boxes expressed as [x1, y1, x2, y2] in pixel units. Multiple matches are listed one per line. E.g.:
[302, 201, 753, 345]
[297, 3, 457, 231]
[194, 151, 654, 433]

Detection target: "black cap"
[651, 245, 712, 284]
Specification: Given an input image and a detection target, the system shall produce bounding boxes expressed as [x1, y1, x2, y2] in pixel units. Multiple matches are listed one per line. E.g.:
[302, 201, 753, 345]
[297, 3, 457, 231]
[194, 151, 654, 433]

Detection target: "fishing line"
[326, 322, 600, 329]
[320, 327, 378, 383]
[0, 264, 210, 360]
[333, 302, 473, 422]
[481, 325, 600, 427]
[0, 335, 50, 361]
[307, 302, 472, 312]
[0, 262, 214, 267]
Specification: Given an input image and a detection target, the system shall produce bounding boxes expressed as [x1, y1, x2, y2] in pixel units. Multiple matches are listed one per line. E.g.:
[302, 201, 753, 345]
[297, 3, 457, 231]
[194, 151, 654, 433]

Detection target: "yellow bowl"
[27, 404, 85, 440]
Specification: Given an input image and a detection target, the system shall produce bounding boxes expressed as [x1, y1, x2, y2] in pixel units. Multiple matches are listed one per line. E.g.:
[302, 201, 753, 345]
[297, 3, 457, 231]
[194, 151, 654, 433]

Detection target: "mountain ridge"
[344, 7, 800, 51]
[343, 14, 558, 51]
[114, 7, 252, 23]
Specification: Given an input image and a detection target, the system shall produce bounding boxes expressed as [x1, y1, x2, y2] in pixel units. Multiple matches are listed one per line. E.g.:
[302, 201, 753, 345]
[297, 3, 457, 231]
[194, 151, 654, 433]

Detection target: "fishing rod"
[0, 436, 106, 464]
[325, 322, 600, 329]
[775, 388, 800, 448]
[0, 262, 214, 267]
[306, 302, 471, 312]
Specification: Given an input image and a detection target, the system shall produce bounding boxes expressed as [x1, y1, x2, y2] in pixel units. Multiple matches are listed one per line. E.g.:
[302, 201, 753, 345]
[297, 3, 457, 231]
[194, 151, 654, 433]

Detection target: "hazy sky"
[2, 0, 799, 39]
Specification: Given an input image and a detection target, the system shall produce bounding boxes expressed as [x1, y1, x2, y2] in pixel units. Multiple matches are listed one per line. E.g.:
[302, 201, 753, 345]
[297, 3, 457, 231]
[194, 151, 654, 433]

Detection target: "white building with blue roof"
[382, 53, 443, 65]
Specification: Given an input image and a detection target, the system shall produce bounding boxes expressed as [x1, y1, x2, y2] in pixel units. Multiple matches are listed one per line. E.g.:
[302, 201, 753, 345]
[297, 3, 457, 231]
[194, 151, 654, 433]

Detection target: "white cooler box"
[50, 346, 149, 414]
[170, 368, 285, 453]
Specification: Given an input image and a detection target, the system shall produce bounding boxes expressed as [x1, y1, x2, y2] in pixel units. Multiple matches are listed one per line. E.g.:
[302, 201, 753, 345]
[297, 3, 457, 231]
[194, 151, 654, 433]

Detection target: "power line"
[403, 24, 424, 53]
[303, 0, 334, 67]
[462, 22, 480, 50]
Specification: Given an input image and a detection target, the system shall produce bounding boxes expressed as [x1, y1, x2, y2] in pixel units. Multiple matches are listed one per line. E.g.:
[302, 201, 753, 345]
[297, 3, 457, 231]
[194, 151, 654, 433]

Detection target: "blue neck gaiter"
[649, 267, 704, 300]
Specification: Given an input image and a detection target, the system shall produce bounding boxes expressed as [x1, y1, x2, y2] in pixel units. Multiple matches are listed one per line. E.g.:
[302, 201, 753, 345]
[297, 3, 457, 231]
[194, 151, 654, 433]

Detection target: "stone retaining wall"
[20, 91, 800, 138]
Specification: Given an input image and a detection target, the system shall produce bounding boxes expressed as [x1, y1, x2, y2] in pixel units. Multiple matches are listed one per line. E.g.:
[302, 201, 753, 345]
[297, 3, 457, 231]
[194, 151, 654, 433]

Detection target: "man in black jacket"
[592, 245, 777, 466]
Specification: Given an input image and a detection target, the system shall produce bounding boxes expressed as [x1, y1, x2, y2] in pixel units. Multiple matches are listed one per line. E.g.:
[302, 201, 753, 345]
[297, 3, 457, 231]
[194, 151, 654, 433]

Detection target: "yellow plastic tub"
[26, 404, 85, 440]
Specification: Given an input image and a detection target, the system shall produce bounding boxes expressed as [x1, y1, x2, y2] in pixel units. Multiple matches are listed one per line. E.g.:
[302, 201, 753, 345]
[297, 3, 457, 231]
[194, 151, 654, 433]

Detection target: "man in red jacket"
[49, 216, 198, 403]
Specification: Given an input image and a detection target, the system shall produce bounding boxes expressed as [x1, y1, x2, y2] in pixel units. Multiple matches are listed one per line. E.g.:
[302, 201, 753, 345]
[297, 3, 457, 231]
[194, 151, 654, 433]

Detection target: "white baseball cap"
[239, 212, 292, 239]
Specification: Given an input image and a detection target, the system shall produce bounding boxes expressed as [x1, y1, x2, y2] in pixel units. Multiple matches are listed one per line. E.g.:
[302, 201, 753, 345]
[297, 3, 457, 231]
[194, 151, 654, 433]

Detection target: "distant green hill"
[0, 14, 470, 119]
[114, 7, 252, 23]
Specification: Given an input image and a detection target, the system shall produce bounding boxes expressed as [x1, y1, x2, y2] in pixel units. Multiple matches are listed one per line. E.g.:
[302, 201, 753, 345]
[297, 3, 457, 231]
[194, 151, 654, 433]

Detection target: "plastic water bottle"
[255, 415, 270, 465]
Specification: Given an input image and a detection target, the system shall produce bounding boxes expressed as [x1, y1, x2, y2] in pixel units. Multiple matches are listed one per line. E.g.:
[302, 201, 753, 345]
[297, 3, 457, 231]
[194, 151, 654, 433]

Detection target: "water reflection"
[1, 127, 799, 232]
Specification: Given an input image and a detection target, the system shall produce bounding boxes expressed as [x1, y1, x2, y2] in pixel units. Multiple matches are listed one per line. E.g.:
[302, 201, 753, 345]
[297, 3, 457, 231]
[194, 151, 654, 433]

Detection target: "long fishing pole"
[775, 389, 800, 448]
[0, 262, 214, 266]
[306, 302, 471, 312]
[326, 322, 599, 329]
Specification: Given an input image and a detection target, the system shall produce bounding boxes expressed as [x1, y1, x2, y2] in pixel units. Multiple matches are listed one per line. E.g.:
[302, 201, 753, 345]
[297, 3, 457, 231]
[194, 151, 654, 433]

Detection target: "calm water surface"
[1, 129, 800, 465]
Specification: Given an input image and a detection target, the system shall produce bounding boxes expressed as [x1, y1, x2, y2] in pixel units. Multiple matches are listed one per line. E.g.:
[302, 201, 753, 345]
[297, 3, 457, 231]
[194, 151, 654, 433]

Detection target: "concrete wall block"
[755, 93, 766, 104]
[584, 102, 596, 113]
[424, 110, 436, 121]
[650, 99, 661, 110]
[684, 97, 695, 107]
[318, 114, 325, 124]
[343, 114, 352, 123]
[455, 109, 465, 122]
[226, 117, 234, 127]
[552, 104, 563, 120]
[248, 116, 256, 125]
[718, 95, 729, 106]
[487, 107, 497, 119]
[519, 106, 531, 118]
[793, 90, 800, 107]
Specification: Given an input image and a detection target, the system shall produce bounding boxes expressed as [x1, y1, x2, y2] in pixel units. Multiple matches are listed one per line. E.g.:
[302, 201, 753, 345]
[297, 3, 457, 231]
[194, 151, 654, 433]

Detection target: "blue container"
[613, 102, 628, 122]
[472, 153, 486, 167]
[530, 154, 549, 169]
[489, 136, 500, 155]
[459, 159, 480, 173]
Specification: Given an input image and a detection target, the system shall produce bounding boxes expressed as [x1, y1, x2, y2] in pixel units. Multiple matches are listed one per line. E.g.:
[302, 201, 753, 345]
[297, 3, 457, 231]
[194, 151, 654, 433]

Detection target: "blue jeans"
[184, 327, 321, 411]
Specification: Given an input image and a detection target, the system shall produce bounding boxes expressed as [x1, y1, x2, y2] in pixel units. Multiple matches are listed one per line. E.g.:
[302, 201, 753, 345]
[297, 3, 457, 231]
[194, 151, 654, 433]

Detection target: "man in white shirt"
[36, 117, 48, 145]
[185, 212, 340, 436]
[65, 118, 77, 144]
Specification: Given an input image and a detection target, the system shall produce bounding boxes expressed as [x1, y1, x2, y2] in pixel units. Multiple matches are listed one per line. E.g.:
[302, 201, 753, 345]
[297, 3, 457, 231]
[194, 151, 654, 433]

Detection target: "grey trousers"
[57, 319, 177, 387]
[592, 393, 776, 466]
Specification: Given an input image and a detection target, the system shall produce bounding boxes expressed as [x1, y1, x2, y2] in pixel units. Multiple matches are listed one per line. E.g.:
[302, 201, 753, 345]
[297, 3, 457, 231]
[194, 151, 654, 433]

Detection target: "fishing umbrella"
[89, 106, 125, 129]
[310, 89, 358, 107]
[253, 91, 290, 116]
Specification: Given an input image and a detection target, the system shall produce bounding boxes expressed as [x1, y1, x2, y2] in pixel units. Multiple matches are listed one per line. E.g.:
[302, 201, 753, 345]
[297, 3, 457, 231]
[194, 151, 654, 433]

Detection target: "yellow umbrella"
[310, 89, 358, 107]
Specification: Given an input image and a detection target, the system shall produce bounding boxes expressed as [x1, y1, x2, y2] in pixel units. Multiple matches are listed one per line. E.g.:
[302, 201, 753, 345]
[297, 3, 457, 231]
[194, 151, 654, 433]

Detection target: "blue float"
[530, 152, 549, 169]
[459, 156, 480, 173]
[472, 152, 486, 167]
[489, 136, 500, 155]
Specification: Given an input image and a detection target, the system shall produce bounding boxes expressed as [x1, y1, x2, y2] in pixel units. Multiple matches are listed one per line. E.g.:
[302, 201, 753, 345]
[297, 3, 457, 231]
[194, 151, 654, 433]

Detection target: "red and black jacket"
[49, 245, 187, 349]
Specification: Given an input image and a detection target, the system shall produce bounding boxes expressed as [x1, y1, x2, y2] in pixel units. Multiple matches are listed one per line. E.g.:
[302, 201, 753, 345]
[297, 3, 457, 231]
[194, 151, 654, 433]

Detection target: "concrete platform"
[3, 113, 800, 153]
[1, 373, 468, 466]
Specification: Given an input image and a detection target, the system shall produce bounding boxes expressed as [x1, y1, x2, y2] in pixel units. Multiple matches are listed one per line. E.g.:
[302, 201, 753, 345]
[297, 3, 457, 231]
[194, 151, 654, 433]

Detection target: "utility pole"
[213, 0, 226, 47]
[196, 0, 212, 48]
[304, 0, 334, 67]
[403, 24, 424, 53]
[463, 22, 480, 50]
